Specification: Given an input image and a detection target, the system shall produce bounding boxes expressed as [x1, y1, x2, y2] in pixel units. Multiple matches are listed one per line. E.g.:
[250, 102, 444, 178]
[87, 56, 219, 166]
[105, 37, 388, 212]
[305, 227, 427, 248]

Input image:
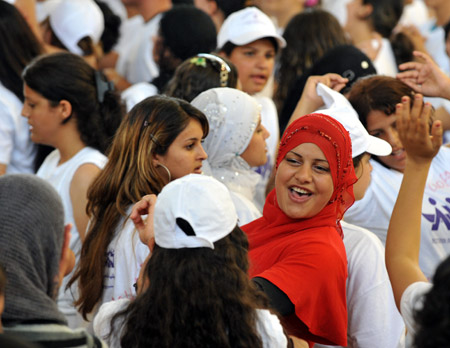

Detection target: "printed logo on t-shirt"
[106, 250, 115, 268]
[423, 197, 450, 231]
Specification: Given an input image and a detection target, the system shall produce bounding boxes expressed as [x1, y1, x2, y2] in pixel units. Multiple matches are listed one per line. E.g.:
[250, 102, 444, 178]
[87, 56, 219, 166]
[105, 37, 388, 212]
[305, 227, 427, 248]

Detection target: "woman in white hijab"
[191, 87, 269, 225]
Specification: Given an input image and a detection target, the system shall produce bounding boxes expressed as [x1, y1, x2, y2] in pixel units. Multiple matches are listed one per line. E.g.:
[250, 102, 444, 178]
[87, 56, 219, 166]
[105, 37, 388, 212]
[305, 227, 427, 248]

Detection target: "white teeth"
[291, 187, 310, 194]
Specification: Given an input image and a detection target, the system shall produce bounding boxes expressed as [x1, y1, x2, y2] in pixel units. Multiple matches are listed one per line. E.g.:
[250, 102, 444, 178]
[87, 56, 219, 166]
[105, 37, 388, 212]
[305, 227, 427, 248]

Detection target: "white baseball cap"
[49, 0, 104, 55]
[36, 0, 62, 23]
[316, 83, 392, 158]
[154, 174, 238, 250]
[217, 7, 286, 50]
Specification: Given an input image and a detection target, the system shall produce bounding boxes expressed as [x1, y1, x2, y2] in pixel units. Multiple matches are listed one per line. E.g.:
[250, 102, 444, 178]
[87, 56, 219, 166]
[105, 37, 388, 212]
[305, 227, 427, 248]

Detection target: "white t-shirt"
[115, 14, 160, 84]
[0, 83, 36, 174]
[37, 147, 107, 329]
[372, 38, 398, 77]
[400, 281, 433, 347]
[316, 221, 405, 348]
[101, 211, 149, 304]
[421, 19, 450, 75]
[345, 147, 450, 280]
[93, 298, 288, 348]
[121, 81, 158, 112]
[253, 96, 279, 211]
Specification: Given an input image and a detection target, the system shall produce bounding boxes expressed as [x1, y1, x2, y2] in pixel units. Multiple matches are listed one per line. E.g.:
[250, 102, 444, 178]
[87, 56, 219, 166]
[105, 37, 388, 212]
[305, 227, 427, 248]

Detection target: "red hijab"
[242, 114, 357, 346]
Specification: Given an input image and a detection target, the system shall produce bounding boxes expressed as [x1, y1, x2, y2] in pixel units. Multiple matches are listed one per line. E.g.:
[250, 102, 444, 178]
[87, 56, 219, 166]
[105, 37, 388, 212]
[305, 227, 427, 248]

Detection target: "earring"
[158, 163, 172, 183]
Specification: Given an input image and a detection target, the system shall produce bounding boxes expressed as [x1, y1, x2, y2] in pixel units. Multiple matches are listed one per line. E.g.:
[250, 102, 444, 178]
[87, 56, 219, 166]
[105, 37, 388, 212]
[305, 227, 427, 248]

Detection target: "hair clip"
[190, 57, 207, 68]
[149, 133, 161, 147]
[196, 53, 231, 87]
[94, 70, 114, 103]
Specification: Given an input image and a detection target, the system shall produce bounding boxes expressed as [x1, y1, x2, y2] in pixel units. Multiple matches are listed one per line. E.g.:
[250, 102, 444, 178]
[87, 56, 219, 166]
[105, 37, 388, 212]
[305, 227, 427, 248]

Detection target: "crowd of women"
[1, 0, 450, 347]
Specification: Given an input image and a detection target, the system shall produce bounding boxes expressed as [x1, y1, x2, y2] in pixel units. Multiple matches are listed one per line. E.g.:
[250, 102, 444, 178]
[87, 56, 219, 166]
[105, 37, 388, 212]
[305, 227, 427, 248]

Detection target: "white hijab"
[191, 87, 261, 201]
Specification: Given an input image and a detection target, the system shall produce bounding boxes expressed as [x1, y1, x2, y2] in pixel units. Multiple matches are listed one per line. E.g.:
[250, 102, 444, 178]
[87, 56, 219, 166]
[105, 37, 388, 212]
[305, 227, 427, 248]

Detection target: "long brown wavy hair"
[68, 95, 209, 318]
[113, 226, 270, 348]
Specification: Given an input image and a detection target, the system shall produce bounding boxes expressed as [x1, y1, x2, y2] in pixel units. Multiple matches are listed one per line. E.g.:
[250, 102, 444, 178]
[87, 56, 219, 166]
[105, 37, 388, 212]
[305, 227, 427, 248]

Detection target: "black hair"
[363, 0, 404, 38]
[215, 0, 246, 18]
[112, 226, 269, 347]
[413, 255, 450, 347]
[152, 5, 217, 92]
[220, 36, 279, 56]
[164, 54, 238, 101]
[95, 0, 121, 54]
[0, 1, 42, 101]
[0, 264, 5, 296]
[22, 52, 125, 153]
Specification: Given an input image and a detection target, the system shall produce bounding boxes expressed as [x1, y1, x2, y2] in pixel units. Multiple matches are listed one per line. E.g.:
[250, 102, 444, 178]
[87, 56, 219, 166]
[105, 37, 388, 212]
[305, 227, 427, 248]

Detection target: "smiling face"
[21, 84, 64, 146]
[240, 118, 270, 167]
[366, 110, 405, 173]
[226, 38, 276, 95]
[154, 119, 208, 182]
[275, 142, 334, 219]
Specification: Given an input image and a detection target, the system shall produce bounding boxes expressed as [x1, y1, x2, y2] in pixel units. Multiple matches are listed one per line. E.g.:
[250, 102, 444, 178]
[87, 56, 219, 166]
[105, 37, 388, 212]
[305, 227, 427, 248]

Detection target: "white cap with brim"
[154, 174, 238, 250]
[315, 83, 392, 158]
[36, 0, 62, 23]
[49, 0, 104, 56]
[217, 7, 286, 50]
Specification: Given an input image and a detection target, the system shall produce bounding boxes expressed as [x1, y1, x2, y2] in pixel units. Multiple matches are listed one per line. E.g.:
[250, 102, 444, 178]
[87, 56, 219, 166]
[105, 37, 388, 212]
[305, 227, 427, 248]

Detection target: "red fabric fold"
[243, 114, 357, 346]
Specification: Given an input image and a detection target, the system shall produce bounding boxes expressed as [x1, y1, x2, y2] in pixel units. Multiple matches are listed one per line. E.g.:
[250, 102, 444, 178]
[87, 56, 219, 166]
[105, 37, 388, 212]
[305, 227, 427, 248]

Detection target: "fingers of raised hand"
[430, 119, 444, 151]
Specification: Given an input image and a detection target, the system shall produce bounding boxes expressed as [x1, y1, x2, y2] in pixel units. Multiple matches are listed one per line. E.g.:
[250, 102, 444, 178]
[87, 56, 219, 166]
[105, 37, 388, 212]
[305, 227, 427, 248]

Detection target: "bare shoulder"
[71, 163, 102, 189]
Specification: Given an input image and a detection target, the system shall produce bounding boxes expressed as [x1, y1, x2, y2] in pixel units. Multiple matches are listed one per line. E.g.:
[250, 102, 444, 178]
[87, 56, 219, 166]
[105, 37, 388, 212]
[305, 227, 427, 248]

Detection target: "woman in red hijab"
[242, 113, 357, 347]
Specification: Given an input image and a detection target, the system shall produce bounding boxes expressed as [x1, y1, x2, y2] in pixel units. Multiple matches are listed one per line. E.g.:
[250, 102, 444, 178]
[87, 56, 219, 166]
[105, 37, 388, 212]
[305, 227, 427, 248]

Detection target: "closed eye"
[313, 165, 330, 173]
[285, 157, 301, 165]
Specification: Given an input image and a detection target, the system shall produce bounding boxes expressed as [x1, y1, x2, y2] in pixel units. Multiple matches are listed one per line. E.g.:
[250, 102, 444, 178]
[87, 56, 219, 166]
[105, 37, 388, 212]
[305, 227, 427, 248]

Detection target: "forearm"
[386, 158, 430, 307]
[387, 159, 430, 263]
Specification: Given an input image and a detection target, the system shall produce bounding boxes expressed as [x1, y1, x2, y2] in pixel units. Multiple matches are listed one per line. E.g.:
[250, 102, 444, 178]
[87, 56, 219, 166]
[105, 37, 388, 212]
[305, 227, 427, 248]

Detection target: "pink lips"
[288, 186, 313, 203]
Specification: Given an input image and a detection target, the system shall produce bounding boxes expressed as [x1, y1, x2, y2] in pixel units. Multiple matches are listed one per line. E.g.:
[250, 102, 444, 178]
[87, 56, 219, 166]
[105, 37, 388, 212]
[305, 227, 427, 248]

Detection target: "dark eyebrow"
[288, 150, 328, 163]
[184, 137, 200, 143]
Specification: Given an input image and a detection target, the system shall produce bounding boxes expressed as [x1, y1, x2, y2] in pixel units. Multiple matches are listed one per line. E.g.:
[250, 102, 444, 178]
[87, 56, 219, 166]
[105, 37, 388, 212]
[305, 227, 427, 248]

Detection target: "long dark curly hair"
[413, 255, 450, 347]
[112, 226, 269, 348]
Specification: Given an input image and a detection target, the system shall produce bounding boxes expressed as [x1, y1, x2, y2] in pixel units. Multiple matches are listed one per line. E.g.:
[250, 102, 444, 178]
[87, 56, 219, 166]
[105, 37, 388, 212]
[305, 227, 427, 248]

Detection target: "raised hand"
[396, 94, 443, 165]
[397, 51, 450, 99]
[130, 194, 157, 251]
[289, 73, 348, 125]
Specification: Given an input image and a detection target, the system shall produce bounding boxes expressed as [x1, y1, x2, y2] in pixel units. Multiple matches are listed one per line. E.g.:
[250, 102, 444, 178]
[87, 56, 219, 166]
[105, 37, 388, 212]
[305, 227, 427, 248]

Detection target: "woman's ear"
[152, 153, 161, 168]
[357, 2, 373, 20]
[59, 100, 73, 123]
[218, 50, 228, 58]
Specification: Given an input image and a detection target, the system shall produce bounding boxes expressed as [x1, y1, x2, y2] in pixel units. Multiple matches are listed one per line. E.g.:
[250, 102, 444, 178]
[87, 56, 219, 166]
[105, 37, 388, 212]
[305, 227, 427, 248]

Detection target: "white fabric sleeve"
[400, 281, 433, 344]
[255, 309, 288, 348]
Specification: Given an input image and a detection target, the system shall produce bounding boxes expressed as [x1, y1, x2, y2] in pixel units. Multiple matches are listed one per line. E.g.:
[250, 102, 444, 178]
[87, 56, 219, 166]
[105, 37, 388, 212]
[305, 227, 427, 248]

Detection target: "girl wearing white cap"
[69, 96, 209, 322]
[191, 87, 270, 225]
[94, 174, 307, 348]
[41, 0, 105, 68]
[21, 52, 124, 328]
[217, 6, 286, 210]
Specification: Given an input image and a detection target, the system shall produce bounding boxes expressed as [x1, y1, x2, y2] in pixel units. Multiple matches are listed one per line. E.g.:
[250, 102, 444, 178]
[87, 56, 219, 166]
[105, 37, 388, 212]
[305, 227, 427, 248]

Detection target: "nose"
[256, 55, 269, 70]
[294, 164, 312, 183]
[368, 160, 373, 173]
[21, 105, 29, 118]
[386, 127, 402, 149]
[198, 143, 208, 160]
